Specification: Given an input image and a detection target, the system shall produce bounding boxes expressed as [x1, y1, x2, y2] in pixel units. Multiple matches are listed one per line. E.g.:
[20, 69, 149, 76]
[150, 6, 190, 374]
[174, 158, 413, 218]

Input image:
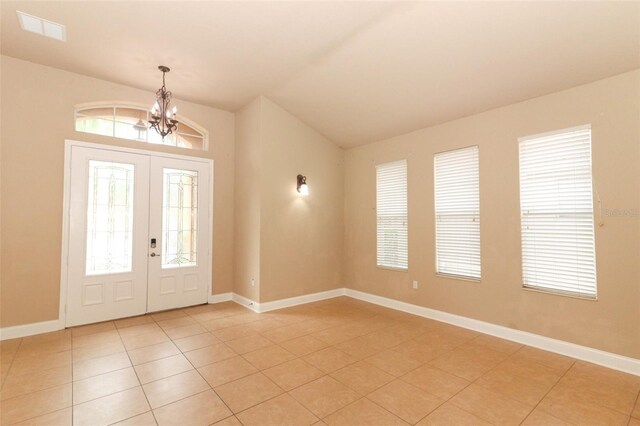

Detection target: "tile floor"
[1, 297, 639, 425]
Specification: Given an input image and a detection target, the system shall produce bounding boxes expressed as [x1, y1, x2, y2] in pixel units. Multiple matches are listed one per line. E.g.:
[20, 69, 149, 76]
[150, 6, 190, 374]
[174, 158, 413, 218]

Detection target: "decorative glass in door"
[162, 168, 198, 268]
[85, 161, 135, 275]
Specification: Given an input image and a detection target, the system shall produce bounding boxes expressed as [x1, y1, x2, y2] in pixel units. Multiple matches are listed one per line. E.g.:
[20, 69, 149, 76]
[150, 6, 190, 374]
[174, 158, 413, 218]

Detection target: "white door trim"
[59, 139, 214, 327]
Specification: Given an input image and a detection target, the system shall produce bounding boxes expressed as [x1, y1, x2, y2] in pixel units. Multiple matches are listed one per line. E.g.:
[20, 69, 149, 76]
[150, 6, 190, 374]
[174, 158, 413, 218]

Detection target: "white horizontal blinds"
[376, 160, 408, 270]
[519, 126, 597, 297]
[434, 146, 481, 279]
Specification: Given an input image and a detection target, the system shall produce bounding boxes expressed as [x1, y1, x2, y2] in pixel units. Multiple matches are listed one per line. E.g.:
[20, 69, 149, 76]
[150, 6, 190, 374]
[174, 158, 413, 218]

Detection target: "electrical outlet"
[251, 278, 255, 287]
[412, 280, 418, 289]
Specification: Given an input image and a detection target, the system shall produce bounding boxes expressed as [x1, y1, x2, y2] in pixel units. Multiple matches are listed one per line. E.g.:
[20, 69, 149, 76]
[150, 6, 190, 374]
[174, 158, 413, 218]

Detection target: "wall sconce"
[297, 174, 309, 196]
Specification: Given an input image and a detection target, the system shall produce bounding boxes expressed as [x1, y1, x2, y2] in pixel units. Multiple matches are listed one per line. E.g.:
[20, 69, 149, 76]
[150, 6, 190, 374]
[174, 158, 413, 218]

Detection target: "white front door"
[147, 157, 210, 312]
[66, 144, 211, 327]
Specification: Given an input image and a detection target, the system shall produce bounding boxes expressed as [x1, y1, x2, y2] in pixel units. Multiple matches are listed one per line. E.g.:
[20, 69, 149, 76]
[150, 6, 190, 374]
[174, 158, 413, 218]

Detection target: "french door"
[65, 144, 211, 327]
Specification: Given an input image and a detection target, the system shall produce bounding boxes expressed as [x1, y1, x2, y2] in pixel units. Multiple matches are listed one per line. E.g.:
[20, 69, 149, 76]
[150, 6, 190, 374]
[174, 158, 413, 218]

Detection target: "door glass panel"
[86, 161, 135, 275]
[162, 168, 198, 268]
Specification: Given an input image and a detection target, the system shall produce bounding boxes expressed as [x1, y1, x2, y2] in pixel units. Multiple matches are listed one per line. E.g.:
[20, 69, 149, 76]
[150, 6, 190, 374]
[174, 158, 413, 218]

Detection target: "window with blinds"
[434, 146, 481, 280]
[518, 125, 597, 298]
[376, 160, 408, 270]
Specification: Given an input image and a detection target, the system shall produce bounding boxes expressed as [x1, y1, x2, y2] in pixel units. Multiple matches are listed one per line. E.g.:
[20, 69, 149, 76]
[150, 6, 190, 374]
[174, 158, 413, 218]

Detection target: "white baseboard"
[345, 288, 640, 377]
[231, 293, 260, 313]
[208, 292, 233, 304]
[258, 288, 346, 313]
[0, 320, 63, 340]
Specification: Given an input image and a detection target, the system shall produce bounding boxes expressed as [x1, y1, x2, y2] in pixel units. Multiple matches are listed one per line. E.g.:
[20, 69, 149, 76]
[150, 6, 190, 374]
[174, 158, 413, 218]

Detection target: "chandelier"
[149, 65, 178, 139]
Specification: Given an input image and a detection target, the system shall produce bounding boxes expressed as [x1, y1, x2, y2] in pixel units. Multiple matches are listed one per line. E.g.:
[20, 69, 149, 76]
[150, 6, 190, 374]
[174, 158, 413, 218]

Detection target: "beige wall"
[233, 97, 344, 302]
[345, 70, 640, 359]
[233, 98, 262, 302]
[0, 56, 235, 327]
[259, 98, 344, 302]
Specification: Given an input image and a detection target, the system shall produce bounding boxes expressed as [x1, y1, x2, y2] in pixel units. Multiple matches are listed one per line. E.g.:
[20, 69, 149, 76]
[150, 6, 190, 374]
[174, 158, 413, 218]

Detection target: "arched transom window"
[75, 104, 208, 150]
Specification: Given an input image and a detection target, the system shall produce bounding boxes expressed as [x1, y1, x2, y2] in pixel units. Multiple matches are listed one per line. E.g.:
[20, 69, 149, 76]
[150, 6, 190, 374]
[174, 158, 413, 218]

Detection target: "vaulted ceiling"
[2, 1, 639, 147]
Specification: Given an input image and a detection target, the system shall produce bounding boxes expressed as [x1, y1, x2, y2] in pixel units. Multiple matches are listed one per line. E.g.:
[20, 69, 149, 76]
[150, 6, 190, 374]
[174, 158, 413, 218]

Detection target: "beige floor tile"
[539, 384, 632, 425]
[21, 330, 71, 345]
[289, 376, 360, 419]
[214, 372, 283, 413]
[280, 335, 329, 356]
[73, 367, 140, 404]
[550, 372, 638, 414]
[134, 353, 193, 384]
[112, 411, 157, 425]
[416, 402, 491, 426]
[128, 341, 181, 365]
[1, 364, 71, 400]
[164, 323, 207, 340]
[212, 416, 243, 426]
[242, 345, 297, 370]
[449, 383, 535, 425]
[260, 325, 306, 344]
[114, 315, 155, 329]
[330, 361, 394, 395]
[630, 418, 640, 426]
[390, 339, 454, 363]
[156, 315, 196, 330]
[142, 370, 210, 408]
[1, 338, 22, 356]
[237, 393, 318, 426]
[246, 318, 287, 333]
[428, 346, 505, 381]
[323, 398, 408, 425]
[334, 336, 387, 360]
[118, 323, 162, 339]
[521, 408, 572, 426]
[309, 327, 354, 346]
[150, 309, 188, 322]
[465, 334, 523, 354]
[511, 346, 575, 373]
[303, 347, 357, 373]
[72, 339, 126, 362]
[476, 366, 558, 407]
[365, 349, 423, 377]
[263, 358, 324, 391]
[184, 343, 237, 367]
[197, 356, 258, 388]
[400, 364, 469, 400]
[633, 394, 640, 418]
[73, 351, 132, 381]
[72, 330, 121, 348]
[73, 386, 150, 426]
[71, 321, 116, 337]
[16, 338, 71, 357]
[367, 379, 443, 424]
[153, 389, 231, 425]
[9, 350, 72, 376]
[122, 330, 171, 351]
[212, 323, 260, 342]
[172, 332, 221, 352]
[12, 407, 72, 426]
[0, 383, 72, 424]
[225, 334, 273, 354]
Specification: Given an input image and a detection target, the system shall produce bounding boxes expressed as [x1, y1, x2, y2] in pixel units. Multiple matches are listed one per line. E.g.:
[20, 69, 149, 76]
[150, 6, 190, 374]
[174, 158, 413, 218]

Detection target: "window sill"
[436, 273, 481, 283]
[522, 286, 597, 301]
[377, 265, 408, 273]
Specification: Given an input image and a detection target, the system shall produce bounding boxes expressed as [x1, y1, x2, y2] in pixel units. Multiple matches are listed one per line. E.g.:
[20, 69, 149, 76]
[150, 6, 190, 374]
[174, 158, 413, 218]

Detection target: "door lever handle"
[150, 252, 159, 257]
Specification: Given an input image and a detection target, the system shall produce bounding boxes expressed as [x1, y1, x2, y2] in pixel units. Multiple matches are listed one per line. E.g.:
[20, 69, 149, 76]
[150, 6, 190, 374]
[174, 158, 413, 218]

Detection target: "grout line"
[517, 357, 576, 425]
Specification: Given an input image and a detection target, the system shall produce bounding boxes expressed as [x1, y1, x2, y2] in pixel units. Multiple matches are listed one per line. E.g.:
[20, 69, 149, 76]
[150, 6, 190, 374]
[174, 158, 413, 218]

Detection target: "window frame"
[433, 145, 481, 282]
[375, 159, 409, 272]
[518, 124, 598, 300]
[74, 102, 209, 151]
